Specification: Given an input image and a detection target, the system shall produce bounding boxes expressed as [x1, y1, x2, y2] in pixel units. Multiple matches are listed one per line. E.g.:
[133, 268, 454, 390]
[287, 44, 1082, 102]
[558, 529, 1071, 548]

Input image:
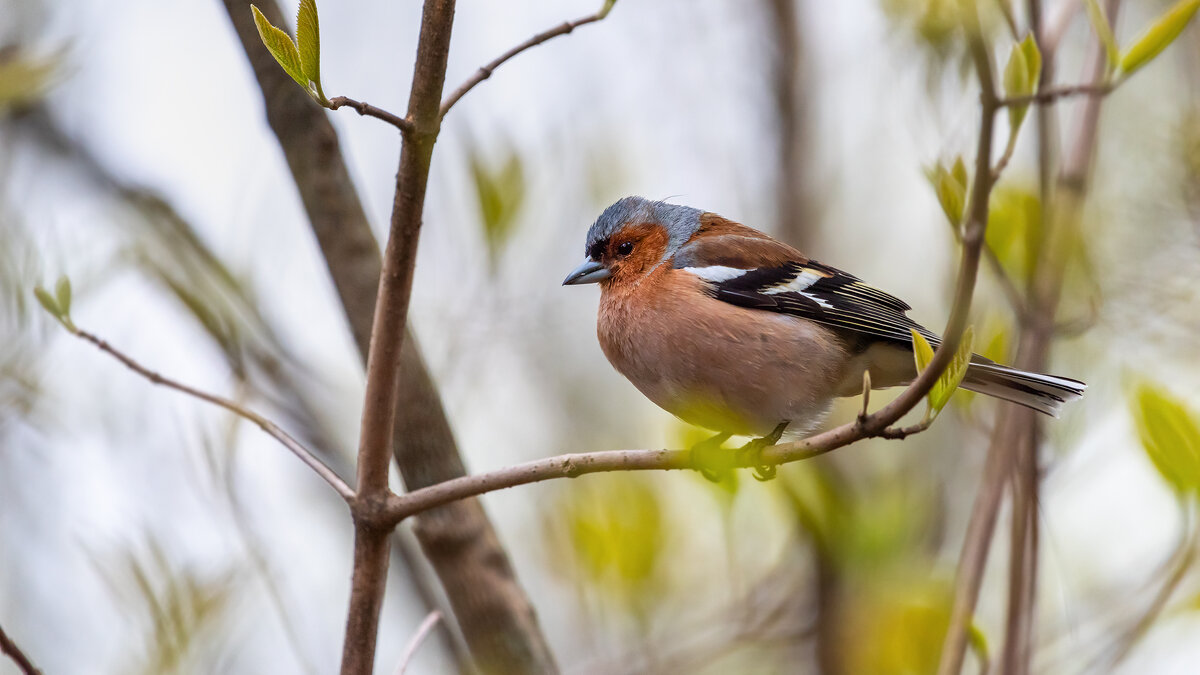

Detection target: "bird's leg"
[736, 421, 789, 481]
[689, 431, 733, 482]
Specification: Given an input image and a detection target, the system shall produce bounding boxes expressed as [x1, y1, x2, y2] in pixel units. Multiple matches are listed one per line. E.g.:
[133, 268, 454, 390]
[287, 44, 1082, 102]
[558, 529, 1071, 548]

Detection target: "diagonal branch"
[997, 82, 1113, 107]
[327, 96, 412, 133]
[70, 327, 355, 501]
[0, 621, 41, 675]
[439, 2, 617, 118]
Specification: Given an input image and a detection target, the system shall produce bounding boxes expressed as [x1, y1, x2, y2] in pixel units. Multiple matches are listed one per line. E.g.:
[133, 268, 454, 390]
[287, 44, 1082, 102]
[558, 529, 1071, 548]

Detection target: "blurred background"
[3, 0, 1200, 672]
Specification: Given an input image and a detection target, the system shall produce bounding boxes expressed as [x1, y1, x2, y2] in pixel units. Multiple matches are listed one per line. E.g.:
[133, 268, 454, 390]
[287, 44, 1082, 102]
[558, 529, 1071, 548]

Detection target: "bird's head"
[562, 196, 703, 287]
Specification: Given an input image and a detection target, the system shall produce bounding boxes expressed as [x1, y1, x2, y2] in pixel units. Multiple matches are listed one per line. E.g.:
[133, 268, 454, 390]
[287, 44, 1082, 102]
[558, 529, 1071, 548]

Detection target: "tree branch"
[68, 327, 356, 501]
[997, 82, 1113, 107]
[327, 96, 413, 133]
[0, 622, 41, 675]
[439, 4, 616, 118]
[340, 1, 463, 673]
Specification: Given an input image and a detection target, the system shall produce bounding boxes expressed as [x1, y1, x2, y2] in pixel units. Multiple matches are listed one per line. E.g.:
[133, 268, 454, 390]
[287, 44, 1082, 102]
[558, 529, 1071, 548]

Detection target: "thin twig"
[395, 611, 443, 675]
[998, 82, 1113, 107]
[439, 5, 616, 118]
[71, 328, 356, 501]
[0, 621, 41, 675]
[327, 97, 413, 134]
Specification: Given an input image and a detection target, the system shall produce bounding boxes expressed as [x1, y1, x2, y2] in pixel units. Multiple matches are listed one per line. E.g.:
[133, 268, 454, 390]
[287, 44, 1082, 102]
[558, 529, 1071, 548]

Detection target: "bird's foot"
[689, 432, 732, 482]
[736, 422, 789, 481]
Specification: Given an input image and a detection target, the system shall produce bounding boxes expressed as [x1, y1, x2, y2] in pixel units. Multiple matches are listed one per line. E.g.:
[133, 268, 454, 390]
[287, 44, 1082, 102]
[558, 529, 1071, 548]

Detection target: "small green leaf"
[599, 0, 618, 19]
[1003, 40, 1031, 135]
[951, 156, 968, 190]
[1084, 0, 1120, 73]
[1020, 33, 1042, 86]
[931, 326, 975, 412]
[911, 327, 976, 415]
[910, 329, 935, 374]
[926, 160, 967, 228]
[55, 275, 72, 316]
[1121, 0, 1200, 76]
[34, 286, 60, 318]
[968, 620, 991, 671]
[1129, 381, 1200, 496]
[296, 0, 324, 101]
[251, 5, 308, 92]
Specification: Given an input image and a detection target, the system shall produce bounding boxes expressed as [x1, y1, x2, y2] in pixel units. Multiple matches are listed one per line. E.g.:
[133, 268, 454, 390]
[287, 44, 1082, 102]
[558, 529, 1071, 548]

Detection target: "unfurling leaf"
[599, 0, 619, 19]
[1121, 0, 1200, 76]
[55, 275, 72, 316]
[1003, 35, 1041, 137]
[34, 286, 59, 318]
[1084, 0, 1120, 73]
[296, 0, 325, 102]
[251, 5, 307, 92]
[910, 326, 975, 416]
[925, 159, 967, 228]
[1129, 382, 1200, 497]
[931, 326, 975, 413]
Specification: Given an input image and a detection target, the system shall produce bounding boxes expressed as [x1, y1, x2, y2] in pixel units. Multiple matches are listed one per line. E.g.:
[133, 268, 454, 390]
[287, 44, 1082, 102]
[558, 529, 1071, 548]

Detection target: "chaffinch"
[563, 196, 1085, 477]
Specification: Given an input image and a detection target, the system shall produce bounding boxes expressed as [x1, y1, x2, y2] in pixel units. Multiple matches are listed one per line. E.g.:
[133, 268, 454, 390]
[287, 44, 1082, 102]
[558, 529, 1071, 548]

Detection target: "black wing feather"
[705, 261, 940, 346]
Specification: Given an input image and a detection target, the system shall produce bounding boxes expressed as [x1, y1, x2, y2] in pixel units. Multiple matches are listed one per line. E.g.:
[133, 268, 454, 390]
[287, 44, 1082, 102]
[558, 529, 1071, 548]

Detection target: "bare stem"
[327, 96, 413, 133]
[998, 82, 1113, 107]
[439, 6, 616, 118]
[395, 611, 443, 675]
[0, 621, 41, 675]
[72, 328, 355, 501]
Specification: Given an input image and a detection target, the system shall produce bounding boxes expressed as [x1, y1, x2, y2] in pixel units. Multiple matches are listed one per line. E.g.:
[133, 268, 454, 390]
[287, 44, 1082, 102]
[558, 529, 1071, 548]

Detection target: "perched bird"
[563, 196, 1085, 478]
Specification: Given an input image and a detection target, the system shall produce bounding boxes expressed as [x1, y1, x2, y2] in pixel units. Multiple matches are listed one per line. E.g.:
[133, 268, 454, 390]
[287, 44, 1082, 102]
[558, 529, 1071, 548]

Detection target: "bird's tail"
[960, 362, 1086, 418]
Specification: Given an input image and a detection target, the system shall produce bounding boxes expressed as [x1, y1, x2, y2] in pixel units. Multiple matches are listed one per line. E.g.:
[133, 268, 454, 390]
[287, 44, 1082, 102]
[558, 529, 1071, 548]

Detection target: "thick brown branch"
[0, 622, 40, 675]
[326, 96, 413, 133]
[71, 328, 355, 500]
[439, 6, 614, 118]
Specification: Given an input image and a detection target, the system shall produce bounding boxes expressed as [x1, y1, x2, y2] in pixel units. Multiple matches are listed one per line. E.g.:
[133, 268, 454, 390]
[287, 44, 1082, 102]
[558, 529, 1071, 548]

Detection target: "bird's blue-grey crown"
[585, 196, 703, 263]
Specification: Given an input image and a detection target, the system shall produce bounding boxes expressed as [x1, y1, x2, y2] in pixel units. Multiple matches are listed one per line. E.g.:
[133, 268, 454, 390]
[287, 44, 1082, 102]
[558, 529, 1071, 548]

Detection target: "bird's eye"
[616, 241, 634, 256]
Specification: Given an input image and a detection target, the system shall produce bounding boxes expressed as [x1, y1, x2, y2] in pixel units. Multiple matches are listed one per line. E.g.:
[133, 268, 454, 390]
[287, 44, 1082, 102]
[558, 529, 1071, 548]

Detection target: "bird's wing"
[673, 234, 939, 346]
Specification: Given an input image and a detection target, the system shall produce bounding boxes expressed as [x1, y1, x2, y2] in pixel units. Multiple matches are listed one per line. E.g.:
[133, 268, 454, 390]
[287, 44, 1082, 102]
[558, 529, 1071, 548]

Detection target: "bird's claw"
[736, 422, 788, 482]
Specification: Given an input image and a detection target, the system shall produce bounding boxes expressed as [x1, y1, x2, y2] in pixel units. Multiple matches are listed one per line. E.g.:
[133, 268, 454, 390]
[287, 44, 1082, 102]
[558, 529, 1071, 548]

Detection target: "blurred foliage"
[94, 537, 241, 675]
[926, 156, 968, 230]
[987, 184, 1041, 284]
[835, 580, 954, 674]
[542, 474, 666, 610]
[0, 46, 64, 110]
[1130, 381, 1200, 497]
[1119, 0, 1200, 76]
[910, 325, 975, 417]
[1002, 33, 1040, 136]
[468, 140, 526, 269]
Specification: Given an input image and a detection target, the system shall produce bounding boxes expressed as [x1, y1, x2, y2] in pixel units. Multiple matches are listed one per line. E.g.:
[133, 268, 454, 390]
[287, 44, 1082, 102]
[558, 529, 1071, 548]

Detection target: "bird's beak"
[562, 258, 611, 286]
